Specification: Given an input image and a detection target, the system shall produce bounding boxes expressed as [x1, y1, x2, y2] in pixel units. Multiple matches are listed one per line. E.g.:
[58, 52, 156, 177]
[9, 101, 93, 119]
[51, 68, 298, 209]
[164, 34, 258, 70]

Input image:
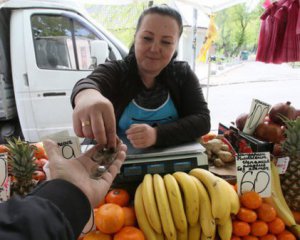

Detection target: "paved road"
[197, 61, 300, 131]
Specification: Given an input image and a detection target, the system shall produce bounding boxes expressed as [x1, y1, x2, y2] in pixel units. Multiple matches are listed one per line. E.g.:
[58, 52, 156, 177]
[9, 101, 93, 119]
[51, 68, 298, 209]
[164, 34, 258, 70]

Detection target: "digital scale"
[114, 137, 208, 184]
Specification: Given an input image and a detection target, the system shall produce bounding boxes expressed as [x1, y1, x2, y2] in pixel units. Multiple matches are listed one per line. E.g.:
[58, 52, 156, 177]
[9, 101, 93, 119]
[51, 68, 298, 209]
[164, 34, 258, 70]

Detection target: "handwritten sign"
[0, 153, 10, 202]
[43, 131, 81, 159]
[276, 157, 290, 174]
[236, 152, 271, 197]
[243, 99, 271, 135]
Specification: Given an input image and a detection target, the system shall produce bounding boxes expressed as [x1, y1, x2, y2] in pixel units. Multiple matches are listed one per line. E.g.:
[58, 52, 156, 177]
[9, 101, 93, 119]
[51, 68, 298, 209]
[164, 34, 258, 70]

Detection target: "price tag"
[276, 157, 290, 174]
[43, 131, 81, 159]
[236, 152, 271, 197]
[243, 99, 271, 135]
[0, 153, 10, 202]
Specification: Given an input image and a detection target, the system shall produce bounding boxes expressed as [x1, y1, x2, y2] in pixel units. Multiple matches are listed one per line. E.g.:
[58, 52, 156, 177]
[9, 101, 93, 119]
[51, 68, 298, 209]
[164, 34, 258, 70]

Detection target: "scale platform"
[114, 137, 208, 184]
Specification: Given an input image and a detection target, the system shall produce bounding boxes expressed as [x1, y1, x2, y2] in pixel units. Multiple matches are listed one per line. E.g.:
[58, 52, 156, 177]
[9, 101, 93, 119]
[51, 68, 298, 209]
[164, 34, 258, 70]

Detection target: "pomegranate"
[235, 113, 248, 131]
[269, 101, 296, 126]
[254, 122, 285, 143]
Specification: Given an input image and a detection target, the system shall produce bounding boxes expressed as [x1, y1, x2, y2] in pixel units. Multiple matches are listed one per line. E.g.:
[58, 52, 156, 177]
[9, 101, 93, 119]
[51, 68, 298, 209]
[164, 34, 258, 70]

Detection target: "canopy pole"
[192, 8, 198, 71]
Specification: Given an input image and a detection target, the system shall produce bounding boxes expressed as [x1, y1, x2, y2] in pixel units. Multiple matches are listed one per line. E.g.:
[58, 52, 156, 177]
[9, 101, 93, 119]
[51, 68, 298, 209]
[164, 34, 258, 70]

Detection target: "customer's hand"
[43, 139, 127, 208]
[126, 124, 157, 148]
[72, 89, 117, 148]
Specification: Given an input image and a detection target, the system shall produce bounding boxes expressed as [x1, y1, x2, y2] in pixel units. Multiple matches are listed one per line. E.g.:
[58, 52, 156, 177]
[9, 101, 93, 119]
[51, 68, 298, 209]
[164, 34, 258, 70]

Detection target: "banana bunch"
[134, 169, 240, 240]
[264, 161, 300, 238]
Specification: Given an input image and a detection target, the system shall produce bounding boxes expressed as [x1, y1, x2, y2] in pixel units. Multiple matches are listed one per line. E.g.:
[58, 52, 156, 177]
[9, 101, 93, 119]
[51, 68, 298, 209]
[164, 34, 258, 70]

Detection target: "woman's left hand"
[126, 124, 157, 148]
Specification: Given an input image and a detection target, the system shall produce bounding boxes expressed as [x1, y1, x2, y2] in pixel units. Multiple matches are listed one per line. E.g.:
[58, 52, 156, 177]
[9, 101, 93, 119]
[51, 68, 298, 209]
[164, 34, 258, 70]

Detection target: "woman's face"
[134, 13, 180, 77]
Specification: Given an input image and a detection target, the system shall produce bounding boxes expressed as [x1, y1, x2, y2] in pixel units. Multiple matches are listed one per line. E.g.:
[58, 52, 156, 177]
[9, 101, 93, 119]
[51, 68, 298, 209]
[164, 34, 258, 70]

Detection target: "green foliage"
[214, 1, 264, 58]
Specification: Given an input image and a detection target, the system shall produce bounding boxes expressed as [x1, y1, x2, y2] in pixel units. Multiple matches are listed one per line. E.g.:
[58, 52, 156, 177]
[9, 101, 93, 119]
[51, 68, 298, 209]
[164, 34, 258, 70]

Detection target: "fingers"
[126, 124, 156, 148]
[102, 103, 117, 149]
[43, 139, 60, 163]
[100, 149, 126, 184]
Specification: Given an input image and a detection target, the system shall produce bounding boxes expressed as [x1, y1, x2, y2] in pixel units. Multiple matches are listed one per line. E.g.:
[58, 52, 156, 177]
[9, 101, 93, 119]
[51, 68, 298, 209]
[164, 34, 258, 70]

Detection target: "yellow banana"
[289, 224, 300, 239]
[153, 174, 177, 240]
[216, 176, 240, 215]
[188, 222, 201, 240]
[134, 184, 164, 240]
[164, 174, 188, 233]
[177, 229, 188, 240]
[141, 174, 162, 234]
[189, 168, 231, 224]
[217, 216, 232, 240]
[190, 175, 216, 238]
[173, 171, 200, 226]
[201, 231, 216, 240]
[264, 161, 297, 227]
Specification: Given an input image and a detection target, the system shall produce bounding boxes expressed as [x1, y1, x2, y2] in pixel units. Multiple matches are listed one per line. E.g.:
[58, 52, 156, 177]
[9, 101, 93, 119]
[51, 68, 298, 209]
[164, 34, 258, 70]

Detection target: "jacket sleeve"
[0, 179, 91, 240]
[155, 62, 211, 147]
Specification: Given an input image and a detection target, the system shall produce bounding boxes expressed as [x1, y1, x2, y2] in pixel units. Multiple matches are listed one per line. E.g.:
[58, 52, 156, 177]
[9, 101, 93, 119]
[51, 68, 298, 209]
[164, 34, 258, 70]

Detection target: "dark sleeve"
[155, 63, 211, 147]
[70, 61, 123, 108]
[0, 179, 91, 240]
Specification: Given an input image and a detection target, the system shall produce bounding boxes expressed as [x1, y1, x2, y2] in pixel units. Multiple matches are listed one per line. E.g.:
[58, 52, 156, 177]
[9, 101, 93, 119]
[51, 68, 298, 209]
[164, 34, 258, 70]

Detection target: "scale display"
[115, 140, 208, 184]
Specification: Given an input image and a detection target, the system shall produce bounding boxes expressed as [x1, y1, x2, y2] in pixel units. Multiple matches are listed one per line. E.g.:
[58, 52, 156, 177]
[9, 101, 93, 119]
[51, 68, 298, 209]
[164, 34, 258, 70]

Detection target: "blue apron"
[118, 93, 178, 135]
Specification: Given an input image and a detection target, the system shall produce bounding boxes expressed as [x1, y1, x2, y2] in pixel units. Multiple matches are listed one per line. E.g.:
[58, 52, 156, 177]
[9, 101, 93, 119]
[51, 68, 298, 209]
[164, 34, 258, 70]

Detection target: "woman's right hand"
[72, 89, 117, 148]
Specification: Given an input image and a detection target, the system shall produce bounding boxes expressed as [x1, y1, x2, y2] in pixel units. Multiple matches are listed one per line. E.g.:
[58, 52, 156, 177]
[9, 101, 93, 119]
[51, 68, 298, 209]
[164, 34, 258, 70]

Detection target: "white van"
[0, 0, 128, 143]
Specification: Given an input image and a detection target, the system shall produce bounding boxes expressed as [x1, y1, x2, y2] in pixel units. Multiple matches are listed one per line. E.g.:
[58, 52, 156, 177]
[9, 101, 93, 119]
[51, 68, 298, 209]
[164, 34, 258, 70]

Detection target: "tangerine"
[105, 189, 130, 207]
[0, 144, 8, 153]
[231, 236, 241, 240]
[260, 234, 277, 240]
[237, 207, 257, 223]
[292, 211, 300, 224]
[232, 220, 251, 237]
[267, 217, 285, 234]
[95, 203, 125, 234]
[123, 206, 136, 226]
[257, 203, 276, 222]
[250, 220, 268, 237]
[32, 142, 47, 159]
[113, 226, 145, 240]
[277, 230, 296, 240]
[240, 191, 262, 210]
[242, 236, 258, 240]
[83, 230, 112, 240]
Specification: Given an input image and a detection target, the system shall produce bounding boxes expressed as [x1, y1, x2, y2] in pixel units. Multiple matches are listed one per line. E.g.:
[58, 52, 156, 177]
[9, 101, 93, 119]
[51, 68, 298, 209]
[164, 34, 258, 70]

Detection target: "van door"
[10, 9, 118, 142]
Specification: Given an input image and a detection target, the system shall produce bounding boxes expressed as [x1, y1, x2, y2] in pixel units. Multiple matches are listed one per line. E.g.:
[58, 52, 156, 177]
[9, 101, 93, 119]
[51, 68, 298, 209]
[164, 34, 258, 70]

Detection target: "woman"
[71, 4, 210, 149]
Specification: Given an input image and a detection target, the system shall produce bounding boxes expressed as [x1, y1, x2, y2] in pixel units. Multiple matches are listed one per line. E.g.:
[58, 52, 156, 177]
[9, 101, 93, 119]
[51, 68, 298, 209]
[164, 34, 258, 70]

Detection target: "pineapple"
[280, 117, 300, 211]
[6, 137, 37, 196]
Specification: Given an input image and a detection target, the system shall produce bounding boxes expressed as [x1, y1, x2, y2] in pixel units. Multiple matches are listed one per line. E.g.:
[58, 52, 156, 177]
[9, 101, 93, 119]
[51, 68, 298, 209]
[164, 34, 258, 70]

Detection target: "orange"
[83, 230, 112, 240]
[95, 203, 125, 234]
[32, 142, 47, 159]
[292, 211, 300, 224]
[240, 191, 262, 210]
[123, 206, 136, 226]
[113, 226, 145, 240]
[250, 221, 268, 237]
[267, 217, 285, 234]
[232, 220, 251, 237]
[242, 236, 258, 240]
[257, 203, 276, 222]
[237, 207, 257, 223]
[0, 144, 8, 153]
[105, 189, 130, 207]
[231, 236, 241, 240]
[260, 234, 277, 240]
[277, 230, 296, 240]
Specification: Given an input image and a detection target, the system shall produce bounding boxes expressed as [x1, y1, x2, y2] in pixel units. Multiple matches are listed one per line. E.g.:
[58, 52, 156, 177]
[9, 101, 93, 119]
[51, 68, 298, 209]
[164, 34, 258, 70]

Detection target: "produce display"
[1, 100, 300, 240]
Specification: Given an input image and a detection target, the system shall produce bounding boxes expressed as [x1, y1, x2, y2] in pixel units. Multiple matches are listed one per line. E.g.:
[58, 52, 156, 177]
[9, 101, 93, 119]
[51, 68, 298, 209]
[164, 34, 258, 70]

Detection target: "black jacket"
[0, 179, 90, 240]
[71, 58, 210, 146]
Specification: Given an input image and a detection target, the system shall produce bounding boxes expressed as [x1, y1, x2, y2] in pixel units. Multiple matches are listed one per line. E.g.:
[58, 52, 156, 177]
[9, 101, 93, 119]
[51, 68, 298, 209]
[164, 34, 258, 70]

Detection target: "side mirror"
[90, 40, 109, 68]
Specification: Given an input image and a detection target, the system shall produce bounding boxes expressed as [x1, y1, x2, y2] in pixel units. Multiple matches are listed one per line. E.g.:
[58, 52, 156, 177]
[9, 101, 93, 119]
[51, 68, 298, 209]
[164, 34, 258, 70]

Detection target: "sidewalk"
[195, 60, 244, 86]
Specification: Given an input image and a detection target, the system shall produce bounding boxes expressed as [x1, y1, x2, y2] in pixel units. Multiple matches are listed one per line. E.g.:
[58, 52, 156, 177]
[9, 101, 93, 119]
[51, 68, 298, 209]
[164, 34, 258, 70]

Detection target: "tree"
[215, 1, 264, 58]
